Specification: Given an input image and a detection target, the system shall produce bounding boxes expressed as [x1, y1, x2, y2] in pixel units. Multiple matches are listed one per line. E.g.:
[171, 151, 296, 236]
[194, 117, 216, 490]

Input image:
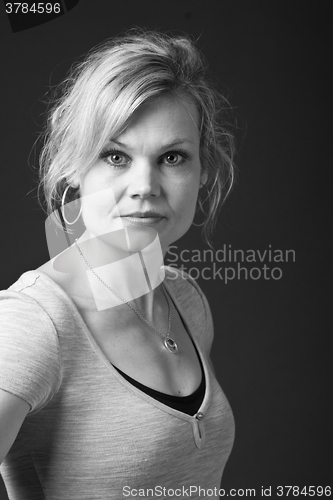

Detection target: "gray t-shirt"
[0, 267, 234, 499]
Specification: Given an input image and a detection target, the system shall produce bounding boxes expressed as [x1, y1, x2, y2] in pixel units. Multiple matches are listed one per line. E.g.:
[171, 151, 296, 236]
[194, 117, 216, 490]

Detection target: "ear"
[200, 170, 208, 187]
[71, 175, 81, 190]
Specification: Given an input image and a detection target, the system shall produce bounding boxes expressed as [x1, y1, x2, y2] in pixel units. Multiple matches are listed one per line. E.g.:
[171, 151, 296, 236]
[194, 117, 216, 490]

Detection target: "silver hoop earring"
[61, 185, 82, 225]
[192, 219, 205, 227]
[192, 183, 209, 227]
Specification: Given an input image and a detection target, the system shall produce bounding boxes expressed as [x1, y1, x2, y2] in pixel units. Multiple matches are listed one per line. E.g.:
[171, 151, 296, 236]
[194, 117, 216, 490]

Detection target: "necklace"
[74, 239, 179, 354]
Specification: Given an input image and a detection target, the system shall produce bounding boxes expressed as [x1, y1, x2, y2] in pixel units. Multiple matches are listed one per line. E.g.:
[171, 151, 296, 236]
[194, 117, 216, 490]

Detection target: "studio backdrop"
[0, 1, 331, 499]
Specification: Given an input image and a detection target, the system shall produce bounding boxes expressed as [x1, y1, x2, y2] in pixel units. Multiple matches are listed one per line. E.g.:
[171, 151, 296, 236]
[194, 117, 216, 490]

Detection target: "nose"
[127, 160, 161, 199]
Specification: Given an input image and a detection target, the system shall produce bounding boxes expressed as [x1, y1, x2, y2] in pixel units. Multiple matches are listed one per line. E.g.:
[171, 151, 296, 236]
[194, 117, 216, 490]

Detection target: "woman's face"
[76, 96, 207, 256]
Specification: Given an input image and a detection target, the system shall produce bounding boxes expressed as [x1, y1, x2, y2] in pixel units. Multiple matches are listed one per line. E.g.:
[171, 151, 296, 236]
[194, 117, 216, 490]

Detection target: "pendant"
[164, 337, 178, 354]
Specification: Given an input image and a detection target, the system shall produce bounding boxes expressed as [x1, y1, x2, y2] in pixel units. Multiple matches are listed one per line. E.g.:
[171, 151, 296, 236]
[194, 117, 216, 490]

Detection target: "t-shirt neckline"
[22, 269, 212, 422]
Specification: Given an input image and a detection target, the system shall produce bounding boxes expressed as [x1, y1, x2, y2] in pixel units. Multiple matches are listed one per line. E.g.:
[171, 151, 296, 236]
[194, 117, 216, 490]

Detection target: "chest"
[36, 262, 204, 396]
[76, 298, 203, 397]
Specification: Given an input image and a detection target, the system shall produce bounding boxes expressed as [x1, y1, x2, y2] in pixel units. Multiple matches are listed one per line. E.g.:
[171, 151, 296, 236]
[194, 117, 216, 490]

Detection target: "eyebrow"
[109, 138, 195, 149]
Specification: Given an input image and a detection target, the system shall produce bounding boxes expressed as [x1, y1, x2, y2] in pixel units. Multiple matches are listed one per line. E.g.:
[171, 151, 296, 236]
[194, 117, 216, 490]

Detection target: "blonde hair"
[38, 29, 236, 246]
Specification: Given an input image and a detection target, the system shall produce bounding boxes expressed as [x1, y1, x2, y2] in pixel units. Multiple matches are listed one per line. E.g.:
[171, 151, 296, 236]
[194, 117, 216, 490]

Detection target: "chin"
[126, 226, 162, 254]
[94, 225, 160, 254]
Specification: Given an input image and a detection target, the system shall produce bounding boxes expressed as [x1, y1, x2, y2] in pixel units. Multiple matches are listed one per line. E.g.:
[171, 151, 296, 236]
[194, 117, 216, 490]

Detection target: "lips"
[121, 211, 165, 227]
[122, 211, 165, 218]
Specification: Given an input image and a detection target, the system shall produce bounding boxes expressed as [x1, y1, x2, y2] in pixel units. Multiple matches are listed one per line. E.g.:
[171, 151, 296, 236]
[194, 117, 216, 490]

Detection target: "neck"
[74, 230, 166, 318]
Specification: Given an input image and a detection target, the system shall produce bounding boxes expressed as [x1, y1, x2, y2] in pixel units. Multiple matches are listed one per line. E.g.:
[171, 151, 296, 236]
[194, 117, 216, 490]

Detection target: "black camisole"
[112, 293, 206, 415]
[112, 339, 206, 416]
[113, 363, 205, 415]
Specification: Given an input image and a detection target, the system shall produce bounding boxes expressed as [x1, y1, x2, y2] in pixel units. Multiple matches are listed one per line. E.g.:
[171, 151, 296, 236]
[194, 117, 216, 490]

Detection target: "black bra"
[113, 363, 205, 415]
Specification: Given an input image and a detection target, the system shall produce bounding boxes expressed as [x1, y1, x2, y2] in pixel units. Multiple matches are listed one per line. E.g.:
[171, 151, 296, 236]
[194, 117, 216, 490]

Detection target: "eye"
[165, 153, 180, 165]
[109, 153, 125, 165]
[162, 149, 190, 167]
[99, 148, 130, 167]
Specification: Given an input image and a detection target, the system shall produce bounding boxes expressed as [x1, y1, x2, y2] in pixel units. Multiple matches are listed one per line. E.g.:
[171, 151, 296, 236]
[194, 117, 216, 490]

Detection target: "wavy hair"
[38, 29, 236, 246]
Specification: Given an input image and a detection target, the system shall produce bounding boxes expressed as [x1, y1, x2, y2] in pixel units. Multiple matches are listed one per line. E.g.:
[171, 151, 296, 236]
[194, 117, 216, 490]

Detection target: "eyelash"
[99, 148, 190, 169]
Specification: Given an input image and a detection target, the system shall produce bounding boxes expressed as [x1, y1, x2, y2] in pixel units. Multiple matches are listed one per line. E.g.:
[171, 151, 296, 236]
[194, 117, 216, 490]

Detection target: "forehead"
[114, 97, 200, 147]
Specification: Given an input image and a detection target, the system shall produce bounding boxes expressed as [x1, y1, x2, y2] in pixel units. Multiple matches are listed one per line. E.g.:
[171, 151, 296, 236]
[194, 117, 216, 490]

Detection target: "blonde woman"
[0, 30, 235, 499]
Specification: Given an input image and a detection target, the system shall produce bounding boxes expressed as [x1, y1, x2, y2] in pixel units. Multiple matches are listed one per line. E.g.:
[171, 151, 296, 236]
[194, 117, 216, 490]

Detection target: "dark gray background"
[0, 1, 331, 498]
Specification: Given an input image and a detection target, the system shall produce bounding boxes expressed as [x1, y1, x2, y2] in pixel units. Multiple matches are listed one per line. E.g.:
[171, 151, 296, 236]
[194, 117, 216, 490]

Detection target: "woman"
[0, 30, 235, 499]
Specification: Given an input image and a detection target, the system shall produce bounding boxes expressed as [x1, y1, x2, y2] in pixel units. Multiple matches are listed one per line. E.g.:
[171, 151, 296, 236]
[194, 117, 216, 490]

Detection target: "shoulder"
[2, 270, 69, 319]
[1, 271, 58, 324]
[0, 271, 64, 413]
[163, 265, 208, 303]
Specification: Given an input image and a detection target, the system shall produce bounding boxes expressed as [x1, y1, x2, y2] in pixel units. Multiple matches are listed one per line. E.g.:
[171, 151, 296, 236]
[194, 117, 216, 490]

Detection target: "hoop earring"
[192, 219, 205, 228]
[61, 185, 82, 225]
[192, 183, 209, 227]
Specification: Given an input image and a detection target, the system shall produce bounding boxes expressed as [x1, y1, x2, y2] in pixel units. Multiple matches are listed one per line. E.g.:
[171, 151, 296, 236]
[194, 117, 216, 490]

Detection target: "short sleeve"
[0, 290, 62, 413]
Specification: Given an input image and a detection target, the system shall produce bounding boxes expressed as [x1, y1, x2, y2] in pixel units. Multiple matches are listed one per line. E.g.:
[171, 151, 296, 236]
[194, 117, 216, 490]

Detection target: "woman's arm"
[0, 389, 30, 464]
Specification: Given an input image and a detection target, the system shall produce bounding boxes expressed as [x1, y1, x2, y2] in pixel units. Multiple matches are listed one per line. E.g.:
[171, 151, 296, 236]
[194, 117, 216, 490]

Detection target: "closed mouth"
[122, 212, 164, 218]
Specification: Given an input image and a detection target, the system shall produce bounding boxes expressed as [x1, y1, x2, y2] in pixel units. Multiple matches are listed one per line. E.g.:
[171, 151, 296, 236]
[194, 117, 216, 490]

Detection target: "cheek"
[81, 188, 118, 213]
[80, 188, 122, 234]
[173, 182, 199, 222]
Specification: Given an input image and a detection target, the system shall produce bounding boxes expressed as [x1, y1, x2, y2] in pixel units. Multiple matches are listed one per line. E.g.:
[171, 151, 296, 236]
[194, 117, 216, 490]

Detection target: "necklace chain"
[74, 239, 178, 353]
